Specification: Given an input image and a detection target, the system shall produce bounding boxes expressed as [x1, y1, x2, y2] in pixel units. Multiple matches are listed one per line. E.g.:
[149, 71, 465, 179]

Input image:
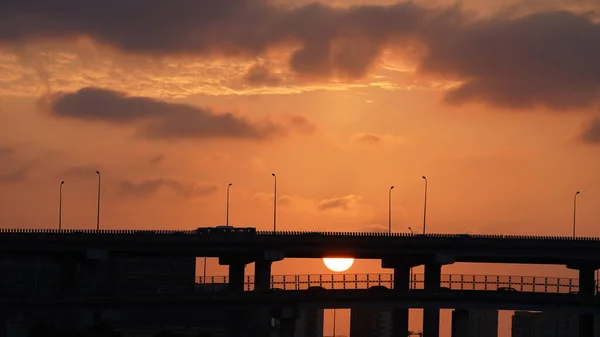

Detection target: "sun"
[323, 258, 355, 272]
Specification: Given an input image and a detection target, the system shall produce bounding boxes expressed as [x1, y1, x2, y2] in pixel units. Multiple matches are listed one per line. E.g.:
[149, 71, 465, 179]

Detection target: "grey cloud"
[581, 117, 600, 144]
[149, 154, 165, 164]
[0, 146, 16, 157]
[0, 166, 28, 183]
[352, 133, 381, 145]
[41, 87, 290, 140]
[420, 11, 600, 110]
[0, 147, 30, 183]
[244, 64, 283, 86]
[118, 179, 218, 198]
[2, 1, 600, 110]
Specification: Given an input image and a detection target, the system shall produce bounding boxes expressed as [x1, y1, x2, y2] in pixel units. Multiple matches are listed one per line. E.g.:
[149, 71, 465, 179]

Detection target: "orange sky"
[2, 0, 600, 336]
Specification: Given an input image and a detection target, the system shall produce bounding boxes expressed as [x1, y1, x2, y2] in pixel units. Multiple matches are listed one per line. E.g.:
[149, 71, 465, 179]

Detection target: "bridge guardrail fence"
[1, 228, 600, 242]
[196, 273, 589, 294]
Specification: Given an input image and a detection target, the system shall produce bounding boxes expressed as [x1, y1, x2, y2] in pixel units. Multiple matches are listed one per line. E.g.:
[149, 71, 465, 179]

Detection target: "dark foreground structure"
[1, 228, 599, 337]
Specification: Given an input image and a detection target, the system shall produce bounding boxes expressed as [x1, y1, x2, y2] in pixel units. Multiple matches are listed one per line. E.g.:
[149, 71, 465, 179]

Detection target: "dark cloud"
[118, 179, 218, 198]
[244, 64, 283, 86]
[420, 11, 600, 110]
[0, 146, 16, 157]
[0, 166, 28, 183]
[40, 87, 292, 141]
[149, 154, 165, 165]
[2, 1, 600, 109]
[59, 165, 103, 178]
[0, 147, 30, 183]
[352, 133, 381, 145]
[581, 117, 600, 144]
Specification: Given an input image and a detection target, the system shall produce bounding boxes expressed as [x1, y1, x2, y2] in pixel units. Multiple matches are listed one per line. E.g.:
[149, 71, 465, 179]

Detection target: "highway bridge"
[3, 289, 600, 313]
[2, 228, 599, 337]
[1, 228, 600, 264]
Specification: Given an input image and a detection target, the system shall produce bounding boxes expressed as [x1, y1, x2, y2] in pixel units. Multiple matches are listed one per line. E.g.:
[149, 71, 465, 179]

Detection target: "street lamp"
[96, 170, 101, 231]
[422, 176, 428, 235]
[573, 191, 580, 237]
[272, 173, 277, 233]
[408, 227, 414, 288]
[388, 186, 394, 234]
[226, 183, 233, 227]
[59, 181, 64, 230]
[332, 308, 336, 337]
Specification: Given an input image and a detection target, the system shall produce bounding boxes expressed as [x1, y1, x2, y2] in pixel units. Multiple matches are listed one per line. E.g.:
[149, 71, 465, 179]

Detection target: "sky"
[2, 0, 600, 335]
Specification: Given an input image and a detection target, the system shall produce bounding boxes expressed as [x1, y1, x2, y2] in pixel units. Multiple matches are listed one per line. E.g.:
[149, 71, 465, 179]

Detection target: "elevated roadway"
[3, 289, 600, 314]
[1, 229, 600, 265]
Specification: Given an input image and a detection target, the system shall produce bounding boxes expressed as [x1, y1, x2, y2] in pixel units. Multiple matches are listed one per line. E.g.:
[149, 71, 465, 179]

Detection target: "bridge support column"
[255, 260, 272, 291]
[279, 318, 296, 337]
[392, 265, 411, 337]
[228, 262, 245, 291]
[382, 258, 415, 337]
[423, 263, 442, 337]
[578, 267, 595, 337]
[58, 256, 79, 297]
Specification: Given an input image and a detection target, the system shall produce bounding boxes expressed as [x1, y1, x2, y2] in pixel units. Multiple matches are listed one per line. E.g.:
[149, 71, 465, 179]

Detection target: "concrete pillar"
[58, 257, 78, 296]
[392, 265, 411, 337]
[280, 317, 296, 337]
[423, 263, 442, 337]
[578, 267, 595, 337]
[228, 262, 246, 292]
[255, 260, 272, 292]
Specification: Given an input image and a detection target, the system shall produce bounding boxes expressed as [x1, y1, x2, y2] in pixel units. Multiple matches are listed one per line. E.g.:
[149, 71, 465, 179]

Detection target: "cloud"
[352, 133, 382, 145]
[118, 179, 218, 198]
[244, 64, 283, 86]
[317, 194, 364, 211]
[149, 154, 165, 165]
[350, 132, 405, 149]
[581, 117, 600, 144]
[420, 10, 600, 110]
[0, 166, 28, 183]
[0, 148, 31, 183]
[39, 87, 298, 141]
[2, 1, 600, 110]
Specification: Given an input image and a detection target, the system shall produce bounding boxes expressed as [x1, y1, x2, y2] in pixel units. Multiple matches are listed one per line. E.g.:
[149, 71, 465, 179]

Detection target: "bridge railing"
[196, 273, 588, 294]
[1, 228, 600, 242]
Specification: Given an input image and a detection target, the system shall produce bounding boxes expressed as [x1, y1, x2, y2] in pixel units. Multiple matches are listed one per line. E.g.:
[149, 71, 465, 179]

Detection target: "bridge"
[3, 289, 600, 313]
[2, 228, 600, 337]
[197, 273, 592, 293]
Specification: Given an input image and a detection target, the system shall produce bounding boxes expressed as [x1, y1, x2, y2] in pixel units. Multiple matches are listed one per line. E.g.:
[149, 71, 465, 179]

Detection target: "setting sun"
[322, 258, 355, 272]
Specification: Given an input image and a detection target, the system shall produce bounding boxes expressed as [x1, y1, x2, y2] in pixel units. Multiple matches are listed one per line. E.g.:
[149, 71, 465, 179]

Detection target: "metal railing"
[1, 228, 600, 242]
[196, 273, 596, 294]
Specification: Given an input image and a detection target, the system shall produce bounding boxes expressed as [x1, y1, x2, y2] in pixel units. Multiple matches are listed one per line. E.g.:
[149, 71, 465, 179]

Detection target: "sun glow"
[322, 258, 355, 272]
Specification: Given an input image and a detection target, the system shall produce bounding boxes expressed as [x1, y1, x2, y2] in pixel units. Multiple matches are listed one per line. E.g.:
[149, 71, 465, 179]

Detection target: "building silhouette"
[294, 309, 324, 337]
[350, 308, 392, 337]
[512, 311, 600, 337]
[451, 309, 498, 337]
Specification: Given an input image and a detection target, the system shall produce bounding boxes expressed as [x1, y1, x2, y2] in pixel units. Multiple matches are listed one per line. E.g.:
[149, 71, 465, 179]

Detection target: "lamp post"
[388, 186, 394, 234]
[332, 309, 336, 337]
[226, 183, 232, 226]
[408, 227, 414, 288]
[422, 176, 428, 234]
[203, 256, 207, 284]
[573, 191, 580, 238]
[59, 181, 64, 230]
[272, 173, 277, 233]
[96, 170, 101, 231]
